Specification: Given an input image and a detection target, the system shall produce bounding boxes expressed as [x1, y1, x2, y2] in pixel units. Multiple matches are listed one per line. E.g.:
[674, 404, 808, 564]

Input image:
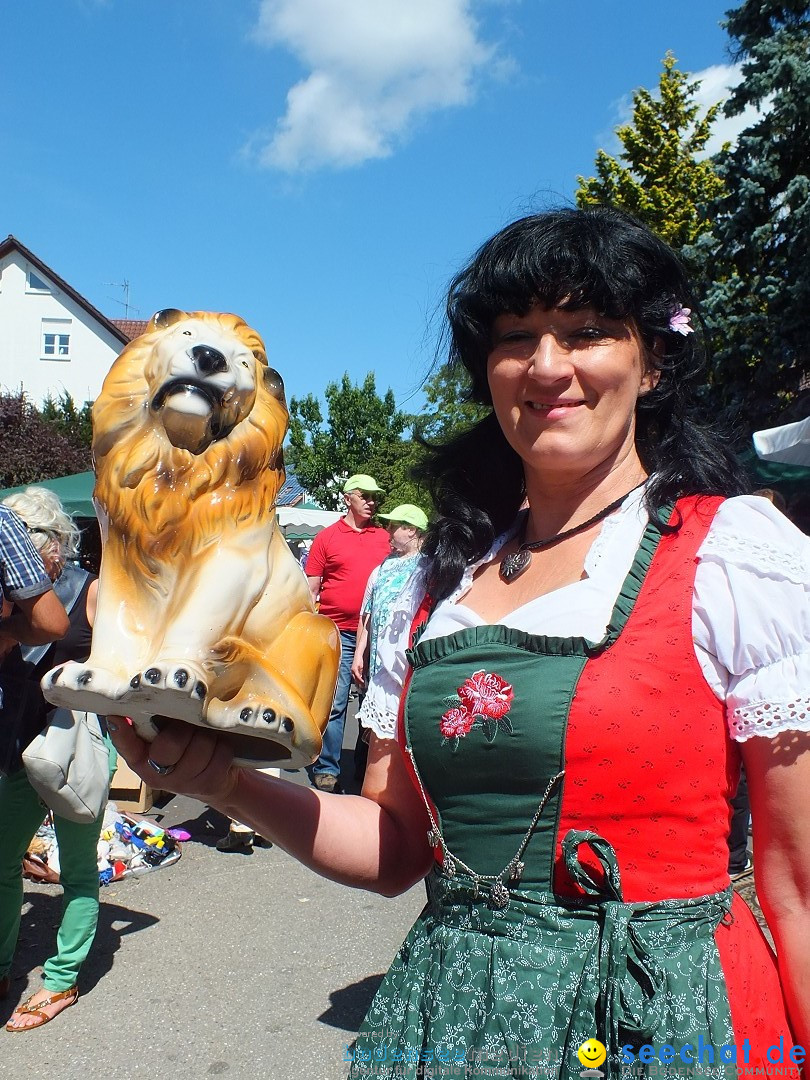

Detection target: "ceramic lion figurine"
[43, 309, 340, 769]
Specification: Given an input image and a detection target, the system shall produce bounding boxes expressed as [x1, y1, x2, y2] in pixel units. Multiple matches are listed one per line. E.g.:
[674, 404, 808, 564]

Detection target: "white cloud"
[594, 62, 766, 162]
[691, 62, 765, 156]
[248, 0, 493, 172]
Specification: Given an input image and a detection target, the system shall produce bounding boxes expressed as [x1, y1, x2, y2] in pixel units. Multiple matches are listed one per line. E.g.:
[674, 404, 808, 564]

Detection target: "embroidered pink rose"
[458, 669, 514, 719]
[439, 706, 476, 739]
[440, 669, 515, 750]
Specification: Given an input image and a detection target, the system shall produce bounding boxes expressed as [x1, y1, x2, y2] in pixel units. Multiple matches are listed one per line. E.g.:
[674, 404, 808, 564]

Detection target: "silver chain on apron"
[405, 743, 564, 911]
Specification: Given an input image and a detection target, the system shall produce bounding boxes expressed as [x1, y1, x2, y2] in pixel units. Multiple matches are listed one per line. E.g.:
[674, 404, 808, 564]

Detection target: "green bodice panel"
[349, 518, 735, 1080]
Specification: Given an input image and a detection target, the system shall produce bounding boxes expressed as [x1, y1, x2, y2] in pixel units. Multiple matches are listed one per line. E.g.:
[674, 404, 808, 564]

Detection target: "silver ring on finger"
[147, 758, 175, 777]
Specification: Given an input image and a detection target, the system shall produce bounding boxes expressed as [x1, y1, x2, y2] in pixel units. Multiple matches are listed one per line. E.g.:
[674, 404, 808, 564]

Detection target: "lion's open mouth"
[151, 378, 224, 413]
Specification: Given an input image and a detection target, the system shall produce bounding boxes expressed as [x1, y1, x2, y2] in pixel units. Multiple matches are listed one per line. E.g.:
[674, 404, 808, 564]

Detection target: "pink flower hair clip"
[669, 306, 694, 336]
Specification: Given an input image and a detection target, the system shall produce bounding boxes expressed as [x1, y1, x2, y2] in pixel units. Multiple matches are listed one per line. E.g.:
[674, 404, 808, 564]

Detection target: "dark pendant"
[488, 880, 510, 910]
[500, 549, 532, 583]
[427, 828, 440, 848]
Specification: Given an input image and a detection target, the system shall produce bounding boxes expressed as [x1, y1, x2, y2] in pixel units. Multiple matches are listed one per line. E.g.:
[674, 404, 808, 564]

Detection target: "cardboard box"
[109, 757, 157, 813]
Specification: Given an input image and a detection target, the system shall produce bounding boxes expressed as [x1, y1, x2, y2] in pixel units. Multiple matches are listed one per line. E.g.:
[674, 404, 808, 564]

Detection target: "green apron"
[349, 518, 735, 1080]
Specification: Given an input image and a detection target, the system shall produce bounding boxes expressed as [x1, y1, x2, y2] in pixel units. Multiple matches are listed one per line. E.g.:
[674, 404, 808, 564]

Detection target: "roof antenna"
[104, 279, 139, 318]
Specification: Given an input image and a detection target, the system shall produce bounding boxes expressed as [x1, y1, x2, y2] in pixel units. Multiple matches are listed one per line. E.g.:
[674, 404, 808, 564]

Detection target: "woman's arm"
[86, 578, 98, 629]
[351, 612, 371, 688]
[741, 732, 810, 1046]
[108, 719, 433, 897]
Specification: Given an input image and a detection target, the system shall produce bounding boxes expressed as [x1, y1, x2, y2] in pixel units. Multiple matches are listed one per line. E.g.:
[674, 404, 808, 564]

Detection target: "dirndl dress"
[348, 497, 797, 1080]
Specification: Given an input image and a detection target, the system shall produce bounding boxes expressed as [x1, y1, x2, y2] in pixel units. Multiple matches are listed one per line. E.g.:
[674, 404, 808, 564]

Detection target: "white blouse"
[359, 491, 810, 743]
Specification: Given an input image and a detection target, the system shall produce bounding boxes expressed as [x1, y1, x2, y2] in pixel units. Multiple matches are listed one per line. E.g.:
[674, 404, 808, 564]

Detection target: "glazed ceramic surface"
[43, 309, 340, 768]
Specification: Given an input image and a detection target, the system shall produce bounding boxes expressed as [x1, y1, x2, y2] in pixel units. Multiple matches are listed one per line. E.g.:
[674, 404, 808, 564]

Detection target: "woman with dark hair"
[108, 208, 810, 1078]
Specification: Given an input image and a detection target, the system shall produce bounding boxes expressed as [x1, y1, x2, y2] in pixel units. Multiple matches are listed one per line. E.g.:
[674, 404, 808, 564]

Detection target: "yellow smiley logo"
[577, 1039, 607, 1069]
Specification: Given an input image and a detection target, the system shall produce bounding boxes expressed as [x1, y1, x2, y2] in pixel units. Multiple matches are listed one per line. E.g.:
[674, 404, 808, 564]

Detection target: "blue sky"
[2, 0, 744, 417]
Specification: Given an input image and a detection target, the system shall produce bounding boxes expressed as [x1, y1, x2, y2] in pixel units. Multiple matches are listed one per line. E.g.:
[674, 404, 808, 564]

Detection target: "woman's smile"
[487, 304, 656, 479]
[525, 397, 586, 419]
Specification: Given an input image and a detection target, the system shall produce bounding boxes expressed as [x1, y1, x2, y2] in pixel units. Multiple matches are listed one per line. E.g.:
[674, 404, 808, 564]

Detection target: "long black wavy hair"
[416, 207, 747, 601]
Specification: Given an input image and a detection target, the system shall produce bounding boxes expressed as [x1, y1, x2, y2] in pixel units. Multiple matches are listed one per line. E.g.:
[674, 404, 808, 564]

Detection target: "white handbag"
[22, 707, 110, 823]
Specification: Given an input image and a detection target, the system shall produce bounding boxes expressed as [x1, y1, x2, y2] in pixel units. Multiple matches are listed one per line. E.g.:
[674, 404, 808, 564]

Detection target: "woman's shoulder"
[700, 495, 809, 583]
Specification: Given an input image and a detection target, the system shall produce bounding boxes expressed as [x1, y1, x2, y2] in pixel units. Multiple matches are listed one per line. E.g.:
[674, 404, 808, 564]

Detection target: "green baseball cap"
[378, 503, 429, 531]
[342, 474, 385, 494]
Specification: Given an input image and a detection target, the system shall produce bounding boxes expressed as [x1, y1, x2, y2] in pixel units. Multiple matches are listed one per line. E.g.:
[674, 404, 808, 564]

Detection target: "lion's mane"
[92, 312, 286, 577]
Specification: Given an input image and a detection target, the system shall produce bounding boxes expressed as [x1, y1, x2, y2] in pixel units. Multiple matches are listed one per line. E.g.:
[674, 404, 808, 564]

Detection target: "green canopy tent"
[744, 417, 810, 499]
[740, 448, 810, 498]
[0, 471, 97, 518]
[0, 473, 341, 538]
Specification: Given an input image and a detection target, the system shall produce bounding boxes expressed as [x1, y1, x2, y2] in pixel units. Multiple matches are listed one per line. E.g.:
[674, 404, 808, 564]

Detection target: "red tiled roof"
[111, 319, 150, 341]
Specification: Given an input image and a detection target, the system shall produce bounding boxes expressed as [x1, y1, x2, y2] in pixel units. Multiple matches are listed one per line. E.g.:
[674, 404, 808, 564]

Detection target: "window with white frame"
[41, 318, 72, 360]
[27, 269, 51, 293]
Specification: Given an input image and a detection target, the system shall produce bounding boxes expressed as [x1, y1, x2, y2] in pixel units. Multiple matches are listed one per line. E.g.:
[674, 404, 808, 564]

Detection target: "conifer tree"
[576, 53, 724, 247]
[0, 392, 90, 489]
[698, 0, 810, 431]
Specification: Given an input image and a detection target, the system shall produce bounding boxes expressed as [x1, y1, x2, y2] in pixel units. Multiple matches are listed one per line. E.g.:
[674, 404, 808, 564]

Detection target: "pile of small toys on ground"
[23, 803, 184, 886]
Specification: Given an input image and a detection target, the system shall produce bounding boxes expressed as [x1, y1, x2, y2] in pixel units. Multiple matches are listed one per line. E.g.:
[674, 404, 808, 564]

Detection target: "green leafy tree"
[365, 437, 429, 511]
[0, 392, 91, 489]
[287, 373, 414, 510]
[417, 364, 489, 444]
[576, 53, 725, 246]
[697, 0, 810, 431]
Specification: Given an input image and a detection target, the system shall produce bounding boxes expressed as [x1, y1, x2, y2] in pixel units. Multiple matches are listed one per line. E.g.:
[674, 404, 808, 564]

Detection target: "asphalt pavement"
[0, 701, 767, 1080]
[0, 701, 425, 1080]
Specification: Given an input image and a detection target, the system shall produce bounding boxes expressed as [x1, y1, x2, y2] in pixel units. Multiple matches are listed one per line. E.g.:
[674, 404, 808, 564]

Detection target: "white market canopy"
[276, 506, 340, 540]
[753, 417, 810, 467]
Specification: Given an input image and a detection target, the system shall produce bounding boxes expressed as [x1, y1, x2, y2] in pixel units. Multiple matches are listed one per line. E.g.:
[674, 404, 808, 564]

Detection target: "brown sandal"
[5, 986, 78, 1032]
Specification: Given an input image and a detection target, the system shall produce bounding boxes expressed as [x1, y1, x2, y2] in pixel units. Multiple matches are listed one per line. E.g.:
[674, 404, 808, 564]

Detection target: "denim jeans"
[312, 629, 355, 778]
[727, 768, 751, 873]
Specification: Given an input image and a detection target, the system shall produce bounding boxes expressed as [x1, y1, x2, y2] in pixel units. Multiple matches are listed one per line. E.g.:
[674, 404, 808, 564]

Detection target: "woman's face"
[486, 305, 657, 483]
[37, 536, 65, 582]
[388, 523, 416, 554]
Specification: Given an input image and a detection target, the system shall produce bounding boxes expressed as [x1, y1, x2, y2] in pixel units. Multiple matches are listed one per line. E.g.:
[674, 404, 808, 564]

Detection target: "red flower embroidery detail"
[457, 669, 514, 719]
[439, 706, 475, 739]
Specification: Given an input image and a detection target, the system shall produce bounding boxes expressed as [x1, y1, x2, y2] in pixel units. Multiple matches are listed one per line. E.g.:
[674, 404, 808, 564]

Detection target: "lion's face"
[92, 309, 288, 554]
[144, 311, 264, 454]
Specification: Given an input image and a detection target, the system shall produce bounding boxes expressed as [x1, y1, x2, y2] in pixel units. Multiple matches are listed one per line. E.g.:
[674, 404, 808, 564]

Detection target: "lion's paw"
[43, 660, 133, 715]
[205, 696, 307, 767]
[206, 696, 294, 735]
[127, 662, 208, 723]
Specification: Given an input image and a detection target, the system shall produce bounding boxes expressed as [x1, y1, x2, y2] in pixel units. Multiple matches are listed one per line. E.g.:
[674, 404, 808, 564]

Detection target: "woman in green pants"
[0, 487, 115, 1032]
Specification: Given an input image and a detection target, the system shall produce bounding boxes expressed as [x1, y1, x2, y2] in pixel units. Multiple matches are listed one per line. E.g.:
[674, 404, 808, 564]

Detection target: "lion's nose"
[191, 345, 228, 375]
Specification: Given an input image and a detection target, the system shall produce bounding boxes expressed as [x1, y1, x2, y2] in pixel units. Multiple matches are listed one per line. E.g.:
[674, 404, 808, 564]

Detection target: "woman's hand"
[352, 614, 370, 689]
[108, 720, 433, 896]
[106, 715, 240, 809]
[350, 653, 366, 689]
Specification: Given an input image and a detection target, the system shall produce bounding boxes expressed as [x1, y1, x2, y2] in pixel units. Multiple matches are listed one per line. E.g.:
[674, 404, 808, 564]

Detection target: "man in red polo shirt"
[305, 474, 391, 792]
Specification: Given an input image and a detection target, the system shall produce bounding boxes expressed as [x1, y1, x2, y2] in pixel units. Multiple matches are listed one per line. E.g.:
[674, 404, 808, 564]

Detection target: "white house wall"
[0, 250, 123, 407]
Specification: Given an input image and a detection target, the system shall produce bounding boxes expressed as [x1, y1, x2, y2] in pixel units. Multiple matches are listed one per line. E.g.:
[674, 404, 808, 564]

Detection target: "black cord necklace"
[499, 481, 646, 584]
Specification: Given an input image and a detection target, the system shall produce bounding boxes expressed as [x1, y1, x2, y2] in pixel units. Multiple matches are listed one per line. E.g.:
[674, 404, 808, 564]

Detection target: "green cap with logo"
[342, 474, 385, 494]
[378, 503, 429, 531]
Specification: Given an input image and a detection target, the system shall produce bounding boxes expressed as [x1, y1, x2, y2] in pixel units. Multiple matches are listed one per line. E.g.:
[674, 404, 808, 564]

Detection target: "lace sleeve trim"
[357, 692, 397, 740]
[728, 697, 810, 742]
[700, 528, 809, 585]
